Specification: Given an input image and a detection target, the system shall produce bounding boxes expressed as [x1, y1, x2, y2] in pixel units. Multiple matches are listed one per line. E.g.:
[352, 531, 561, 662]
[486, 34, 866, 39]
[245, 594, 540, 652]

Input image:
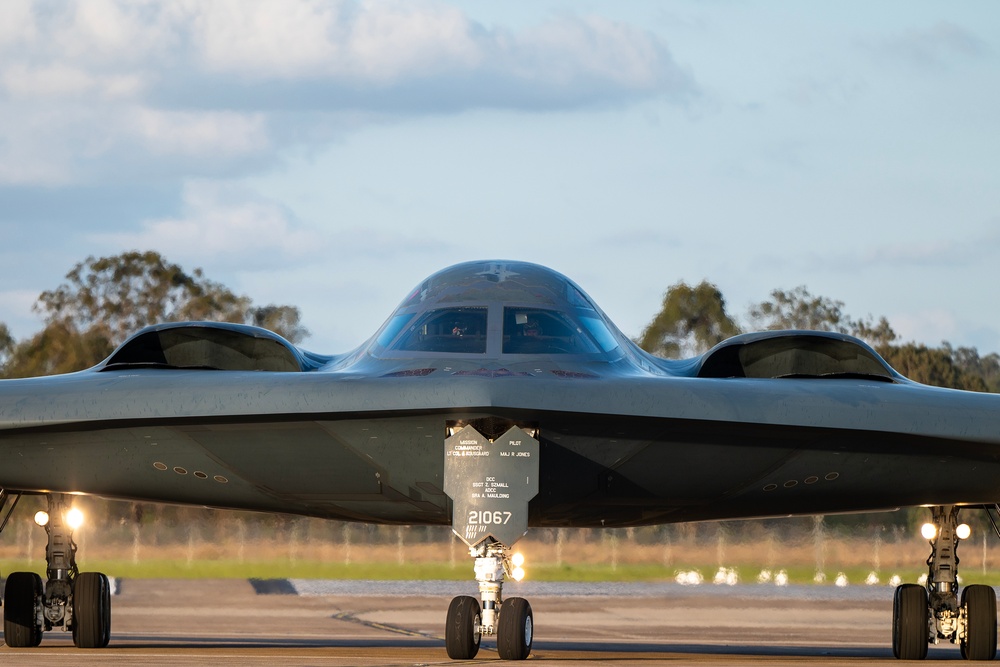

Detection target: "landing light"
[66, 507, 84, 530]
[33, 511, 49, 527]
[921, 523, 937, 540]
[510, 552, 526, 581]
[956, 523, 972, 540]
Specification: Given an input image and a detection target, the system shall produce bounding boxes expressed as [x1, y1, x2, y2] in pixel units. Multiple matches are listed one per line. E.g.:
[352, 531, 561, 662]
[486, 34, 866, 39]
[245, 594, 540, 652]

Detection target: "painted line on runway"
[251, 578, 904, 601]
[330, 610, 443, 642]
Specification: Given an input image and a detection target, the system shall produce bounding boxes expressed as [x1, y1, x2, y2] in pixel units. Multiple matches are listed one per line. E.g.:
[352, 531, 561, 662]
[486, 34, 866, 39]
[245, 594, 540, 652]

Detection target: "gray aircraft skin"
[2, 259, 1000, 525]
[3, 259, 1000, 660]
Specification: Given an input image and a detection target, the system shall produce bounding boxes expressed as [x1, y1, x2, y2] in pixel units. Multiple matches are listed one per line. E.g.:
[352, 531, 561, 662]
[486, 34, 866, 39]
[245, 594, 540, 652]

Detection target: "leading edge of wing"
[3, 368, 1000, 448]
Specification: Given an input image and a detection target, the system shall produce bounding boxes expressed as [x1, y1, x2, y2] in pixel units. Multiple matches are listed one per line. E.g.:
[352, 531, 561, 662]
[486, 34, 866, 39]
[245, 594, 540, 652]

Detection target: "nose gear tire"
[445, 595, 481, 660]
[497, 597, 533, 661]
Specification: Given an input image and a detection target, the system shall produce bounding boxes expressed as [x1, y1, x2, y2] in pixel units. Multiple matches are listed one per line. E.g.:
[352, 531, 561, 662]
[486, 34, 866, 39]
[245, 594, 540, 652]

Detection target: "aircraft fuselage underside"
[1, 409, 997, 526]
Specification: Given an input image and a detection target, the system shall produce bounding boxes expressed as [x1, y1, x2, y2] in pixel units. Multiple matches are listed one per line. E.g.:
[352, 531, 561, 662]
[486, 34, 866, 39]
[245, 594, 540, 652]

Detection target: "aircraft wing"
[3, 261, 999, 527]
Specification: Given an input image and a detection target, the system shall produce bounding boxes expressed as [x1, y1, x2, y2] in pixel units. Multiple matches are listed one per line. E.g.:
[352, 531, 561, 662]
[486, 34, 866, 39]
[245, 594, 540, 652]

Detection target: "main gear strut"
[2, 493, 112, 648]
[892, 505, 997, 660]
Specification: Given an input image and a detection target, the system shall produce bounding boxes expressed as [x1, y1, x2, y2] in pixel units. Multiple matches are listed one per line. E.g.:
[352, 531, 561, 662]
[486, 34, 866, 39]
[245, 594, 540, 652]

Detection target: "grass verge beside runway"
[4, 558, 992, 586]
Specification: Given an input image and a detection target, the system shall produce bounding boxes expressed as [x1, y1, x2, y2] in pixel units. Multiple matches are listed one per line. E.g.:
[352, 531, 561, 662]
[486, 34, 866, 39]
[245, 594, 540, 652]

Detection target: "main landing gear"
[892, 505, 997, 660]
[3, 493, 111, 648]
[445, 538, 533, 660]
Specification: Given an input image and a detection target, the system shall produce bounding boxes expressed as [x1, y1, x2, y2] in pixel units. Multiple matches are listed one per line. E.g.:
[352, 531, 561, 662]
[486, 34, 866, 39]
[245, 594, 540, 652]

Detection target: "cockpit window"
[579, 314, 620, 353]
[375, 313, 414, 348]
[567, 286, 593, 309]
[394, 307, 488, 354]
[502, 308, 600, 355]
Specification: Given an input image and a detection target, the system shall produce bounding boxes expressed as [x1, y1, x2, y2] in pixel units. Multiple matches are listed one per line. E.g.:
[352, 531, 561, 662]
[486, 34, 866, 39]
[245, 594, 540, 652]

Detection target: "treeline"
[4, 253, 998, 390]
[637, 280, 1000, 392]
[0, 251, 306, 379]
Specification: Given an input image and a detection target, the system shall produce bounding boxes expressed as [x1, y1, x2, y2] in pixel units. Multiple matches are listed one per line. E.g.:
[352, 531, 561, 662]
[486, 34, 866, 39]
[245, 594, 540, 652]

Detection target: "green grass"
[7, 557, 1000, 585]
[0, 559, 465, 580]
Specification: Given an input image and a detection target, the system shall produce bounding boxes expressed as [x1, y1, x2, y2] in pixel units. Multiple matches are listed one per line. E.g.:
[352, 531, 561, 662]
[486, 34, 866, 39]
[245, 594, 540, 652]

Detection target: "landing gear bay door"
[444, 425, 539, 548]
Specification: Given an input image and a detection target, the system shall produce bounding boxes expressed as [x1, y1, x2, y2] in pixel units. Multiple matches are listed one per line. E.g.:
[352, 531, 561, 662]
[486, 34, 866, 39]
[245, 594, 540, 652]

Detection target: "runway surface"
[0, 578, 972, 665]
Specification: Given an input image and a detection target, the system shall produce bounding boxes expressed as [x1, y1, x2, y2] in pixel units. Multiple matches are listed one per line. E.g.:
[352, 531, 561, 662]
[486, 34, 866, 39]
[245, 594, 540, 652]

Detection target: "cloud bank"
[0, 0, 695, 187]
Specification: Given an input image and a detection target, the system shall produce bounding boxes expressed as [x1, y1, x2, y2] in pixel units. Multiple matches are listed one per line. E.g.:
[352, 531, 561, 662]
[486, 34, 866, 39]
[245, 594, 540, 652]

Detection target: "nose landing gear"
[445, 538, 533, 660]
[443, 423, 539, 660]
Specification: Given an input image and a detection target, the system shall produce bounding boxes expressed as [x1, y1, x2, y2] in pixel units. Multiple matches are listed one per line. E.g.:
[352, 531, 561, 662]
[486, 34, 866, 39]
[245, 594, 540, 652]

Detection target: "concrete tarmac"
[0, 579, 970, 665]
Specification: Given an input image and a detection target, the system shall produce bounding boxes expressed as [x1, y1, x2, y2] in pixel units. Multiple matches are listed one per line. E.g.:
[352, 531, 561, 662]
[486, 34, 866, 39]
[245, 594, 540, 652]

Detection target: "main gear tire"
[72, 572, 111, 649]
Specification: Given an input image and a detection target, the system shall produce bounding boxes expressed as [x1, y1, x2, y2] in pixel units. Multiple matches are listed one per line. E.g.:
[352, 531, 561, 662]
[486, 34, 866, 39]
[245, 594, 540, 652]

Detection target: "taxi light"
[512, 552, 525, 568]
[512, 567, 525, 582]
[34, 511, 49, 527]
[921, 523, 937, 540]
[66, 507, 84, 530]
[956, 523, 972, 540]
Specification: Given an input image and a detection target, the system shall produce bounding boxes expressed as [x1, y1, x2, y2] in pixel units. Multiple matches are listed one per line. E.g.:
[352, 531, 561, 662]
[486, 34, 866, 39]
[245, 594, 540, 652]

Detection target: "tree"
[945, 344, 1000, 393]
[249, 305, 309, 344]
[880, 344, 990, 392]
[748, 286, 897, 348]
[36, 251, 249, 346]
[638, 281, 741, 358]
[2, 251, 307, 378]
[850, 316, 898, 349]
[0, 322, 14, 368]
[744, 287, 990, 391]
[749, 286, 847, 332]
[3, 322, 113, 379]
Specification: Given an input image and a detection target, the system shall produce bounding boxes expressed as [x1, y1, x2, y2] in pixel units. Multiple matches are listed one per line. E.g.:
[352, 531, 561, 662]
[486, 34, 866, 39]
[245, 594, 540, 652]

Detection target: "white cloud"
[95, 181, 326, 269]
[132, 109, 270, 157]
[1, 64, 142, 99]
[191, 0, 346, 77]
[346, 1, 480, 81]
[514, 15, 677, 91]
[0, 1, 692, 186]
[191, 0, 482, 82]
[0, 0, 39, 50]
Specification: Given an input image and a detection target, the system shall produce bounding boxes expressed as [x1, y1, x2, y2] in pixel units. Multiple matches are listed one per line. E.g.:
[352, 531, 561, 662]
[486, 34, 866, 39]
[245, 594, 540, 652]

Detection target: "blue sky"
[1, 1, 998, 355]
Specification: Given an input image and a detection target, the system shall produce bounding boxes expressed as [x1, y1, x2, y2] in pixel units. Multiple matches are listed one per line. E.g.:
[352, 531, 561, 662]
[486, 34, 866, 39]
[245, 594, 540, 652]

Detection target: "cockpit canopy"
[370, 261, 624, 359]
[697, 331, 897, 381]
